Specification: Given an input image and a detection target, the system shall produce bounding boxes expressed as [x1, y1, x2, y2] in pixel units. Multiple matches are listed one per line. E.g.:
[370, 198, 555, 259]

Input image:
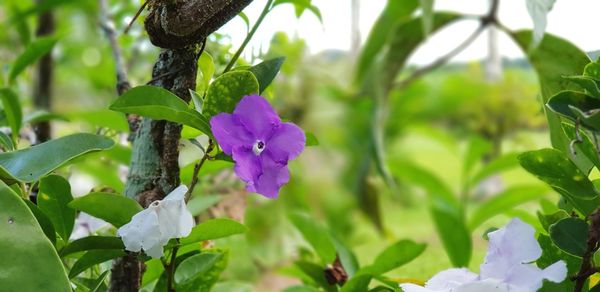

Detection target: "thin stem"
[165, 242, 179, 292]
[395, 24, 486, 90]
[222, 0, 274, 73]
[185, 140, 214, 202]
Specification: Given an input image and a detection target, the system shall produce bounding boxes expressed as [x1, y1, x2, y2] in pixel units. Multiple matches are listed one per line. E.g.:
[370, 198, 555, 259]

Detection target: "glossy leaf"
[69, 249, 125, 278]
[0, 88, 22, 141]
[431, 201, 471, 267]
[549, 217, 589, 257]
[38, 175, 75, 241]
[363, 239, 426, 275]
[175, 249, 228, 292]
[564, 75, 600, 98]
[60, 236, 124, 257]
[340, 274, 372, 292]
[248, 57, 285, 93]
[198, 52, 215, 92]
[584, 61, 600, 79]
[518, 148, 600, 216]
[187, 195, 222, 216]
[180, 218, 247, 245]
[0, 133, 114, 183]
[469, 185, 548, 230]
[355, 0, 419, 83]
[203, 70, 259, 118]
[0, 180, 70, 290]
[289, 211, 336, 264]
[538, 210, 570, 232]
[24, 199, 56, 245]
[547, 90, 600, 130]
[109, 85, 212, 136]
[9, 36, 57, 82]
[68, 192, 142, 228]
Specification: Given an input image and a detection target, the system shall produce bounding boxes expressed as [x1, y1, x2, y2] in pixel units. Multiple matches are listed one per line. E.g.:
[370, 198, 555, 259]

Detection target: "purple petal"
[425, 268, 478, 289]
[233, 95, 281, 139]
[210, 113, 254, 155]
[231, 146, 262, 188]
[254, 156, 290, 198]
[266, 122, 306, 163]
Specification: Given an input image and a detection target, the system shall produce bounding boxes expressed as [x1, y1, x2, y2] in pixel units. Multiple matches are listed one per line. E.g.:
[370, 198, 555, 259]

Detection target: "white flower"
[400, 218, 567, 292]
[526, 0, 556, 48]
[117, 185, 194, 258]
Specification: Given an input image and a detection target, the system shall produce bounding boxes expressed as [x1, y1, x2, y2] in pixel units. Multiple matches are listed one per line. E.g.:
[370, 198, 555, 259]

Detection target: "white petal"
[164, 185, 188, 201]
[425, 268, 478, 289]
[542, 260, 567, 283]
[526, 0, 556, 48]
[118, 207, 161, 255]
[399, 283, 437, 292]
[454, 279, 526, 292]
[480, 218, 542, 281]
[144, 241, 165, 259]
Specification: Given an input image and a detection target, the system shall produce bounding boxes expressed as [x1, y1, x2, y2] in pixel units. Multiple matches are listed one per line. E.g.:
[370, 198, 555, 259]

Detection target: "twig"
[395, 24, 485, 90]
[222, 0, 274, 73]
[165, 241, 179, 292]
[99, 0, 131, 95]
[185, 140, 214, 202]
[124, 0, 150, 34]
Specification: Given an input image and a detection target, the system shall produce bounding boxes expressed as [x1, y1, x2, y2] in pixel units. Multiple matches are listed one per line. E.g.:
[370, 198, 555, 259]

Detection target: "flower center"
[252, 140, 265, 155]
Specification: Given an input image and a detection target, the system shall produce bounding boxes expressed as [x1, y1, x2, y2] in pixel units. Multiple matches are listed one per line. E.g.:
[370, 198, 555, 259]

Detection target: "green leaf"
[564, 75, 600, 98]
[109, 85, 212, 136]
[305, 132, 319, 146]
[198, 52, 215, 92]
[67, 110, 129, 131]
[549, 217, 588, 257]
[69, 249, 126, 278]
[547, 90, 600, 131]
[248, 57, 285, 93]
[189, 90, 204, 113]
[38, 175, 75, 241]
[60, 236, 124, 257]
[23, 199, 56, 245]
[175, 249, 228, 292]
[362, 240, 426, 275]
[294, 261, 337, 292]
[0, 88, 22, 141]
[419, 0, 434, 37]
[563, 123, 600, 170]
[0, 180, 70, 291]
[511, 30, 590, 154]
[289, 211, 337, 264]
[0, 133, 114, 183]
[518, 148, 600, 216]
[180, 218, 247, 245]
[469, 185, 548, 230]
[68, 192, 142, 228]
[333, 237, 359, 277]
[187, 195, 222, 216]
[469, 152, 520, 187]
[462, 136, 492, 180]
[584, 61, 600, 80]
[0, 131, 14, 151]
[537, 234, 578, 291]
[203, 71, 259, 118]
[237, 12, 250, 32]
[24, 110, 69, 124]
[355, 0, 419, 82]
[9, 36, 57, 82]
[340, 274, 372, 292]
[90, 270, 110, 292]
[431, 201, 471, 267]
[538, 210, 570, 232]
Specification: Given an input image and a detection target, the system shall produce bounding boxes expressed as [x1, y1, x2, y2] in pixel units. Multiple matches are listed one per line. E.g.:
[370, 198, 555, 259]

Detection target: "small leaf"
[68, 192, 142, 228]
[187, 195, 222, 216]
[431, 201, 471, 267]
[174, 252, 222, 285]
[0, 131, 14, 151]
[469, 185, 548, 230]
[547, 90, 600, 131]
[362, 240, 426, 275]
[518, 148, 600, 216]
[525, 0, 556, 49]
[9, 36, 57, 82]
[189, 90, 204, 113]
[90, 270, 110, 292]
[294, 261, 337, 291]
[109, 85, 212, 136]
[0, 133, 114, 183]
[0, 88, 22, 141]
[38, 175, 76, 241]
[60, 236, 124, 257]
[198, 52, 215, 92]
[584, 62, 600, 80]
[175, 249, 228, 291]
[305, 132, 319, 146]
[180, 218, 247, 245]
[23, 199, 56, 245]
[564, 75, 600, 98]
[248, 57, 285, 94]
[289, 211, 336, 264]
[340, 274, 372, 292]
[0, 180, 71, 291]
[538, 210, 570, 232]
[549, 217, 589, 257]
[69, 249, 125, 278]
[203, 71, 259, 118]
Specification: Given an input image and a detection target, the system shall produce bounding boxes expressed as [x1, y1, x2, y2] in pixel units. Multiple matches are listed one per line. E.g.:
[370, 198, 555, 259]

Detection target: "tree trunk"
[33, 0, 55, 144]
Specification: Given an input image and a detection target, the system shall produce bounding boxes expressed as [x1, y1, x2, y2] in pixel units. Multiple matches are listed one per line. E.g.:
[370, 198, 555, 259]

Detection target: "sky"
[218, 0, 600, 65]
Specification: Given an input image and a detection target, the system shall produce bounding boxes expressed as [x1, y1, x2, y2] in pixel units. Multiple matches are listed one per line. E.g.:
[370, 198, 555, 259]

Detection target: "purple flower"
[209, 94, 305, 198]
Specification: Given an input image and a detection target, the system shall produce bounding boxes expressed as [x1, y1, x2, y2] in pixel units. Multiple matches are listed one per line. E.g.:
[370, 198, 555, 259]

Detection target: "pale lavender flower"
[400, 218, 567, 292]
[210, 94, 305, 198]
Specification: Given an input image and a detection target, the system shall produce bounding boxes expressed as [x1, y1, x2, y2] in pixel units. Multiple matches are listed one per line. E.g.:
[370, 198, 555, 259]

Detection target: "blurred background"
[1, 0, 599, 291]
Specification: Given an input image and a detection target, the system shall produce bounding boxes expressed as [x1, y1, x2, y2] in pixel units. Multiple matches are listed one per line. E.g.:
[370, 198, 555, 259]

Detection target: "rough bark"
[108, 1, 254, 289]
[33, 0, 55, 144]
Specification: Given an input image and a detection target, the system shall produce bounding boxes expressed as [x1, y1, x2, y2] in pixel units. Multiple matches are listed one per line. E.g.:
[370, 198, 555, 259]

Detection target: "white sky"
[219, 0, 600, 65]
